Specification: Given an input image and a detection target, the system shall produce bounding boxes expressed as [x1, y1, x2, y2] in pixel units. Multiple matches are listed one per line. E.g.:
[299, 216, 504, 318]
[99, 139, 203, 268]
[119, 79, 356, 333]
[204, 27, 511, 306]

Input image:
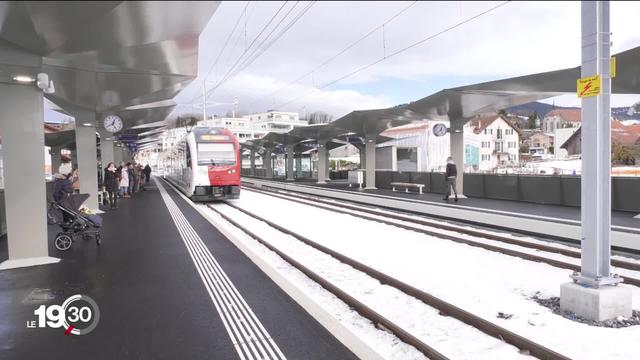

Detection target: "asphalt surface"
[0, 181, 357, 360]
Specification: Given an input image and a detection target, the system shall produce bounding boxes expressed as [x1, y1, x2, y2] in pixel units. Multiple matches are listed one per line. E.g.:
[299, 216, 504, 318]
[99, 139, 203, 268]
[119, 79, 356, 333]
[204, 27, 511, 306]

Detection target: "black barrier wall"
[374, 171, 640, 212]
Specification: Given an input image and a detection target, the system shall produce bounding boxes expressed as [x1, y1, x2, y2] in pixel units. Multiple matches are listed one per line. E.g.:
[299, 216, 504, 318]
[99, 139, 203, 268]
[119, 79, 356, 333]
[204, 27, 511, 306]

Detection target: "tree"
[498, 109, 507, 117]
[548, 146, 554, 154]
[308, 111, 333, 124]
[527, 111, 539, 129]
[612, 143, 636, 165]
[520, 145, 530, 154]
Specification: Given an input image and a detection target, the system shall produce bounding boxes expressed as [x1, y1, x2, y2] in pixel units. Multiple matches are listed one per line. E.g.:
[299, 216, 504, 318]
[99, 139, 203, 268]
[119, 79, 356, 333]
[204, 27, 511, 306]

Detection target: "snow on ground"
[229, 191, 640, 360]
[207, 205, 531, 360]
[257, 190, 640, 277]
[200, 205, 427, 360]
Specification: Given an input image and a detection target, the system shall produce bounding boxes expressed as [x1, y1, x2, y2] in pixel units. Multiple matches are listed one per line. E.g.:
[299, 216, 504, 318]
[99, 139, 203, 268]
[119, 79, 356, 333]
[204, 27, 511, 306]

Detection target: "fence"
[374, 171, 640, 212]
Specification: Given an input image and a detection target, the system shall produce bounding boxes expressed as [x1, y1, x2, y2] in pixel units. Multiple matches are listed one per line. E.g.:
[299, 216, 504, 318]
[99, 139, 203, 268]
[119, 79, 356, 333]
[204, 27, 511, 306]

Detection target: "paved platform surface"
[250, 177, 640, 230]
[0, 181, 356, 360]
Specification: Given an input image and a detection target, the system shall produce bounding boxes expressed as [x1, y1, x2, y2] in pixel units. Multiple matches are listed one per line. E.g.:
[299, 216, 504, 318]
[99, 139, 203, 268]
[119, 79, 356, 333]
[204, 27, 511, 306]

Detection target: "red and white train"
[162, 127, 241, 201]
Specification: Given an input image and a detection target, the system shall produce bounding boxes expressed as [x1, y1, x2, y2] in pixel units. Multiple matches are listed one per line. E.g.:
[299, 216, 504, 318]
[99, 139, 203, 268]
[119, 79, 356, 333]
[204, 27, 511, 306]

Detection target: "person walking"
[443, 156, 458, 202]
[143, 164, 152, 190]
[104, 162, 119, 209]
[119, 164, 130, 198]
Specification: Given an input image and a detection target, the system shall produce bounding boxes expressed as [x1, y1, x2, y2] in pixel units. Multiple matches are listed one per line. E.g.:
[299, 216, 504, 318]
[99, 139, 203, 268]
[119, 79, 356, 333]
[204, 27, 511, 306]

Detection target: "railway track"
[242, 185, 640, 287]
[206, 201, 572, 360]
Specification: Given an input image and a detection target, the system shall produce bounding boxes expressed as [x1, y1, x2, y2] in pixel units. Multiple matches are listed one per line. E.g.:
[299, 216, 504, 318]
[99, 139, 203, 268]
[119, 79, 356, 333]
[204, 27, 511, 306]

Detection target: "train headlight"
[227, 170, 232, 174]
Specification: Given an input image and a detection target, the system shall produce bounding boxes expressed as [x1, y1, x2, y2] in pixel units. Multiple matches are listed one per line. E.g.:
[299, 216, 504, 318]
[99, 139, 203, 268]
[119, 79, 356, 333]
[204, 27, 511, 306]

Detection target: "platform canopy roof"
[289, 124, 351, 141]
[403, 45, 640, 124]
[45, 129, 77, 149]
[329, 107, 426, 137]
[0, 1, 220, 131]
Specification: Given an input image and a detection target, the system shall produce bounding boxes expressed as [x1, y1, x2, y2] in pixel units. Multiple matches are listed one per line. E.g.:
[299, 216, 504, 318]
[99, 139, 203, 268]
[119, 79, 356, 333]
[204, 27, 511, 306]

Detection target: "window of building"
[496, 129, 503, 139]
[495, 141, 503, 152]
[481, 141, 490, 148]
[482, 154, 491, 161]
[289, 116, 295, 120]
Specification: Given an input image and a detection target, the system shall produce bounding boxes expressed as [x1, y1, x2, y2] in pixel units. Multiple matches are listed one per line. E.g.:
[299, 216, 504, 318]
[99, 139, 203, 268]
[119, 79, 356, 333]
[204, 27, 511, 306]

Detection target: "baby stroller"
[48, 193, 103, 251]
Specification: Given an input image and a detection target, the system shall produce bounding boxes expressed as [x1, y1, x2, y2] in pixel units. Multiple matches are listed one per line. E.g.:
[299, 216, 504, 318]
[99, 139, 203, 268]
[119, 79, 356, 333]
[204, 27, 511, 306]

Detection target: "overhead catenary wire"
[274, 1, 511, 109]
[260, 1, 418, 105]
[185, 1, 251, 107]
[206, 1, 316, 102]
[210, 1, 290, 94]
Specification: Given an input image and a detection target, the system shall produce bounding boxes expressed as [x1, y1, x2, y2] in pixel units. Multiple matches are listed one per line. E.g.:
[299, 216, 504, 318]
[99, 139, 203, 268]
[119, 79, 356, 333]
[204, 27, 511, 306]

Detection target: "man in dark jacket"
[443, 156, 458, 202]
[143, 164, 151, 182]
[142, 164, 152, 191]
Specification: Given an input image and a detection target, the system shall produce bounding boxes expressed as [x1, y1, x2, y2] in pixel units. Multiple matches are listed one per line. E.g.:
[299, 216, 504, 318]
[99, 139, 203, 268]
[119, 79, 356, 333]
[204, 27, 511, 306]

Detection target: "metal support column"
[0, 82, 52, 266]
[295, 156, 302, 178]
[449, 121, 466, 198]
[249, 150, 256, 176]
[286, 145, 295, 181]
[263, 149, 273, 178]
[114, 144, 123, 165]
[317, 140, 327, 184]
[364, 135, 376, 189]
[100, 131, 115, 169]
[74, 116, 100, 211]
[573, 1, 618, 287]
[355, 144, 366, 170]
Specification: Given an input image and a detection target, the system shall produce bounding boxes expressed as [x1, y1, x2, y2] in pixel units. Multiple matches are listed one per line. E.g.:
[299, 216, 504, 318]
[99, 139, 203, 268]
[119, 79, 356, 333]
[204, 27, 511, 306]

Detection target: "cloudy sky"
[175, 1, 639, 119]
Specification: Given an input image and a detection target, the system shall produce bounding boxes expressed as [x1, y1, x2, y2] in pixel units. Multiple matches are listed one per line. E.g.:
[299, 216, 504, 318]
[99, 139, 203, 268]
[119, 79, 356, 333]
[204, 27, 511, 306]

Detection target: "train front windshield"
[197, 143, 236, 166]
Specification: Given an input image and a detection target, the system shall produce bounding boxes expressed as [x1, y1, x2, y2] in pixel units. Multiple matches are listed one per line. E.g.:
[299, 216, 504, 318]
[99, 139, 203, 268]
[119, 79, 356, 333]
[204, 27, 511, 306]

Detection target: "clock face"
[433, 123, 448, 137]
[103, 115, 123, 133]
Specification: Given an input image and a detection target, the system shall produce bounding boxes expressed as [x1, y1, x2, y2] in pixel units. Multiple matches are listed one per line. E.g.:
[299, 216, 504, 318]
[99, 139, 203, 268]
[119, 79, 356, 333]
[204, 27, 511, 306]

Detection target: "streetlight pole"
[202, 81, 207, 122]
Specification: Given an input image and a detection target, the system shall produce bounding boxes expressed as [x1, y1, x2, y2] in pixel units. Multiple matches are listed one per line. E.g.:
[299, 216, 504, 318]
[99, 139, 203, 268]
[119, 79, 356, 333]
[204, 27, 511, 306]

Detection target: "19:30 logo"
[28, 294, 100, 336]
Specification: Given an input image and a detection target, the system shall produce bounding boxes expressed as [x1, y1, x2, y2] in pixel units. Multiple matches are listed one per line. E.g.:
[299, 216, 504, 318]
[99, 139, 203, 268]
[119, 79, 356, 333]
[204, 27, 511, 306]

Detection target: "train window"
[197, 143, 236, 166]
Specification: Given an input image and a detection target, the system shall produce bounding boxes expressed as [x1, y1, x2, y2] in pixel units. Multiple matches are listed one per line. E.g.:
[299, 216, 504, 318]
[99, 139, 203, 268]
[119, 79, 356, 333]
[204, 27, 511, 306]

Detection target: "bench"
[390, 182, 425, 194]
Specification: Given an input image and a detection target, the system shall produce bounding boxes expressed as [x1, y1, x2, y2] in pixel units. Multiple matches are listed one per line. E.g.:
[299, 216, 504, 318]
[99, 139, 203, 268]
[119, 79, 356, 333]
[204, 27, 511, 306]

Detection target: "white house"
[467, 113, 520, 171]
[200, 110, 308, 142]
[377, 121, 450, 172]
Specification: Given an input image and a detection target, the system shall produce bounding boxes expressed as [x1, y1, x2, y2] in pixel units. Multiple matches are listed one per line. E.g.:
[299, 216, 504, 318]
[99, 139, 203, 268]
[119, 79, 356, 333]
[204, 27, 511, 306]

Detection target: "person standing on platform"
[119, 164, 130, 198]
[443, 156, 458, 202]
[104, 162, 119, 209]
[126, 162, 135, 196]
[53, 163, 74, 202]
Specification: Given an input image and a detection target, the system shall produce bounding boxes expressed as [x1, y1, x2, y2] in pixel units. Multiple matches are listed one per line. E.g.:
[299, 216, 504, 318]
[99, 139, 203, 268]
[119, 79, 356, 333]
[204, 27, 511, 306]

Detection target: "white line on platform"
[0, 256, 60, 270]
[155, 178, 286, 360]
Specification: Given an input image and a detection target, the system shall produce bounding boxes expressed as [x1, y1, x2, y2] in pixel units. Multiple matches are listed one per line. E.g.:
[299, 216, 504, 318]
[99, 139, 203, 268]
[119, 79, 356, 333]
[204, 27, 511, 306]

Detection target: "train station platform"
[241, 176, 640, 253]
[0, 179, 356, 360]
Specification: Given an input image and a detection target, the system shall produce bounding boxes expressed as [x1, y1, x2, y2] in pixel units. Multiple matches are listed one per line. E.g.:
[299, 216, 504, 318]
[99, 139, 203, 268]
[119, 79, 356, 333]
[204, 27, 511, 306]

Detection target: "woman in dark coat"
[104, 162, 119, 209]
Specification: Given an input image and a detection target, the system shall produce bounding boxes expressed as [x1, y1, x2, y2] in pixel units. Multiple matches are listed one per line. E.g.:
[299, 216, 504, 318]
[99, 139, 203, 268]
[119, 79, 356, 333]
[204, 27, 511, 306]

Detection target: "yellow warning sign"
[611, 56, 616, 78]
[577, 75, 601, 98]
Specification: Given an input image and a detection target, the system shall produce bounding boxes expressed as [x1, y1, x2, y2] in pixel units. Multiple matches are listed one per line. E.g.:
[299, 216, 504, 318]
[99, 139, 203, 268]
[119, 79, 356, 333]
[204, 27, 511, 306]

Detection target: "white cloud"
[187, 73, 392, 119]
[176, 1, 640, 116]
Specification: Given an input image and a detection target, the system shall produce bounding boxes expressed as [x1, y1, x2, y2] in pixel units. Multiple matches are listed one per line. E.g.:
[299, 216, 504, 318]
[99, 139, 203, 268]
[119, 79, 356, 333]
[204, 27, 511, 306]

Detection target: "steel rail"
[206, 203, 449, 360]
[215, 201, 571, 360]
[244, 186, 640, 282]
